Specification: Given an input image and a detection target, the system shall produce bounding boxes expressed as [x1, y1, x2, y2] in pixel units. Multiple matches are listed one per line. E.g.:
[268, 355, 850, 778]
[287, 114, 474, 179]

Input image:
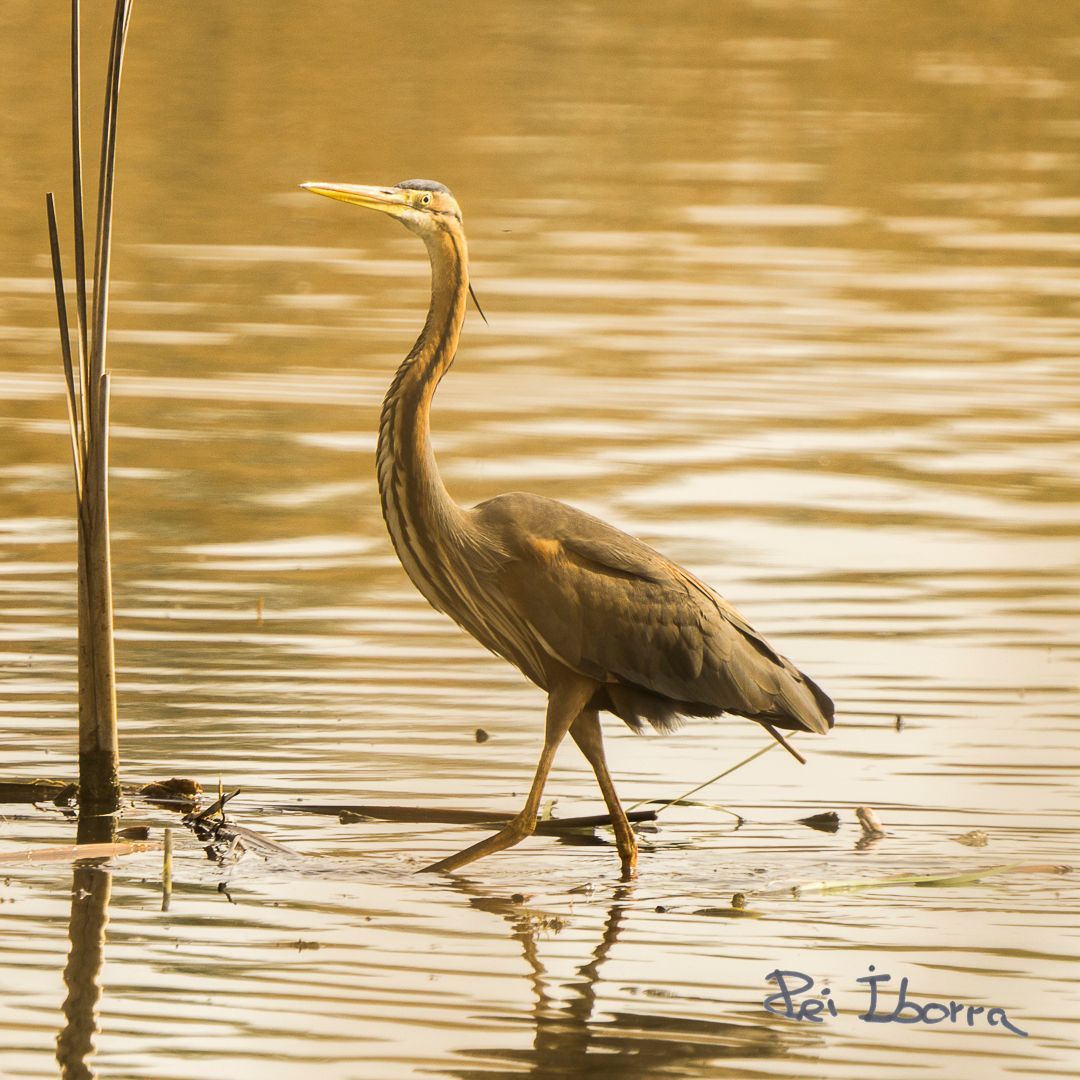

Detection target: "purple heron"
[301, 179, 834, 876]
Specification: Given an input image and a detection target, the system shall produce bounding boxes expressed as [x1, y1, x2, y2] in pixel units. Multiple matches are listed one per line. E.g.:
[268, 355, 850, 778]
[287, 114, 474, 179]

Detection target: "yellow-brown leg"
[419, 670, 597, 874]
[570, 709, 638, 877]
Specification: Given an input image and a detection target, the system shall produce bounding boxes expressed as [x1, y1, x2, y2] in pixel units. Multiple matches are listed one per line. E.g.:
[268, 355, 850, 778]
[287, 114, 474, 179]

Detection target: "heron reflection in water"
[301, 179, 834, 876]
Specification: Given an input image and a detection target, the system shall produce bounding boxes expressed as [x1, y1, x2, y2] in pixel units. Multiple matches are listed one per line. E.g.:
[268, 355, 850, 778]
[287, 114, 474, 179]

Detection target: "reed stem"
[45, 0, 134, 815]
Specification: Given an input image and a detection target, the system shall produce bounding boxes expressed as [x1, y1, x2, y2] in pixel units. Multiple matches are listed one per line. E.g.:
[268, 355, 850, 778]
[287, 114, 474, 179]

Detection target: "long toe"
[418, 815, 535, 874]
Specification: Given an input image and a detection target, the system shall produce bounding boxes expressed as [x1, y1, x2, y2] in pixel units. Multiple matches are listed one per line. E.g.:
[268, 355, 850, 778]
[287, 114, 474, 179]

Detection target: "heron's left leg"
[570, 709, 638, 875]
[419, 670, 597, 874]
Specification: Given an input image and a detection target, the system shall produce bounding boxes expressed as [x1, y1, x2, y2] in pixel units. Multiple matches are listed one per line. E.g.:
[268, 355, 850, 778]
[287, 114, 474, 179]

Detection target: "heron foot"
[418, 811, 537, 874]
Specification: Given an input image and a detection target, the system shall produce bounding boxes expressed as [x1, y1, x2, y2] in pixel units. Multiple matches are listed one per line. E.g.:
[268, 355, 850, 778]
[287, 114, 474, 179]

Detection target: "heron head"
[300, 178, 462, 238]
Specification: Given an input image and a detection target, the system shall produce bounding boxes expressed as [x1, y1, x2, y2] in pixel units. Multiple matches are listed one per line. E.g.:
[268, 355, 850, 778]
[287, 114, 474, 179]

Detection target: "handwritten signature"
[763, 967, 1028, 1037]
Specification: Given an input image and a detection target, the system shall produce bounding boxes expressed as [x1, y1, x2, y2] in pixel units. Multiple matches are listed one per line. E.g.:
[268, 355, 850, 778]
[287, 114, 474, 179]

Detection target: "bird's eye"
[421, 194, 432, 205]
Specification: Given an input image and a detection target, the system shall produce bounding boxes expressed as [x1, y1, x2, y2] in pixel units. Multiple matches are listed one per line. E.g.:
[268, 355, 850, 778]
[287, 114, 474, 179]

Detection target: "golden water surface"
[0, 2, 1078, 1078]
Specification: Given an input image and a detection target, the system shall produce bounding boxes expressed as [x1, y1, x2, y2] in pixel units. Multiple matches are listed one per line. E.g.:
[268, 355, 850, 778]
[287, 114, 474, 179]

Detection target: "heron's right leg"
[570, 709, 638, 875]
[419, 670, 597, 874]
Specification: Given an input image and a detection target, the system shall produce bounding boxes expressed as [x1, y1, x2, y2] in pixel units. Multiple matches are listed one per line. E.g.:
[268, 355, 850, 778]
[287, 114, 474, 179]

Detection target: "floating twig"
[183, 798, 300, 864]
[161, 826, 172, 910]
[0, 841, 157, 865]
[757, 862, 1072, 898]
[288, 802, 657, 834]
[189, 787, 241, 824]
[760, 723, 806, 764]
[628, 735, 792, 816]
[0, 779, 72, 803]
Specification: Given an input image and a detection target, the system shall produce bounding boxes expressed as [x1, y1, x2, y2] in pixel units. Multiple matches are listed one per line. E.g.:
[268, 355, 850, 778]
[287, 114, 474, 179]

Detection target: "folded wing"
[472, 493, 834, 736]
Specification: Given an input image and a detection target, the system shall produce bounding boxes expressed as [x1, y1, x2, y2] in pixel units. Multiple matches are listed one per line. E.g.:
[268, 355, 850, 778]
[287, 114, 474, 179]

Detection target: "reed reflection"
[56, 816, 115, 1080]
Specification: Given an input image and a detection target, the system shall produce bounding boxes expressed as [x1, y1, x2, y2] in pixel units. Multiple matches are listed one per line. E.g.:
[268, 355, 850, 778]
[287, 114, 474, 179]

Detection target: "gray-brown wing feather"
[471, 493, 834, 736]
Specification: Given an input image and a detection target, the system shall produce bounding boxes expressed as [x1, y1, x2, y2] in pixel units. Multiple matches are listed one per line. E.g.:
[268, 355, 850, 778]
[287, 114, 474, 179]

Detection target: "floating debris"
[320, 802, 657, 834]
[0, 780, 69, 804]
[693, 905, 763, 919]
[691, 890, 763, 919]
[188, 788, 239, 824]
[759, 862, 1072, 897]
[140, 778, 202, 807]
[954, 830, 989, 848]
[186, 795, 301, 866]
[798, 811, 841, 833]
[52, 783, 78, 808]
[474, 728, 490, 743]
[0, 841, 158, 865]
[856, 806, 886, 837]
[3, 777, 204, 810]
[162, 827, 172, 911]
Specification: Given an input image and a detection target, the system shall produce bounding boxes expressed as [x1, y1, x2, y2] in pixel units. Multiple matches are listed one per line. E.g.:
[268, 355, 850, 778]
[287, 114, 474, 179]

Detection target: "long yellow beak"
[300, 182, 410, 217]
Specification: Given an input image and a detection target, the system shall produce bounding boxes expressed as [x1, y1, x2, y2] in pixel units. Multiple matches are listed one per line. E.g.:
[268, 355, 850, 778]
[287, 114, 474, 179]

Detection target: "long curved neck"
[376, 225, 470, 613]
